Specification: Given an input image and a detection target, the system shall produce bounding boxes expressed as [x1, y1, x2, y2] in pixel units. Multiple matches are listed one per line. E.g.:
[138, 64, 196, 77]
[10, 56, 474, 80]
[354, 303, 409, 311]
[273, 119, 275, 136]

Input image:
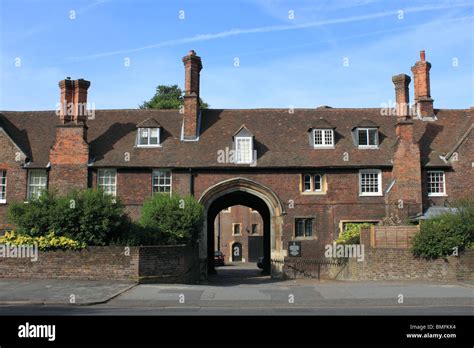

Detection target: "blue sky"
[0, 0, 472, 110]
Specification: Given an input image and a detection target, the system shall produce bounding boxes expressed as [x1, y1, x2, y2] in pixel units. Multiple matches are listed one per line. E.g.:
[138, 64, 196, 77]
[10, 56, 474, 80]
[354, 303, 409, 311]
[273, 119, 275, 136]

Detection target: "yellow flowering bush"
[0, 231, 86, 251]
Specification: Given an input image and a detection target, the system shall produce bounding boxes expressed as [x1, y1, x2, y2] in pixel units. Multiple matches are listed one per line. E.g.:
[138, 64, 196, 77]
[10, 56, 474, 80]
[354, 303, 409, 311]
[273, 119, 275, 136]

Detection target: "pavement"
[0, 263, 473, 315]
[0, 279, 136, 305]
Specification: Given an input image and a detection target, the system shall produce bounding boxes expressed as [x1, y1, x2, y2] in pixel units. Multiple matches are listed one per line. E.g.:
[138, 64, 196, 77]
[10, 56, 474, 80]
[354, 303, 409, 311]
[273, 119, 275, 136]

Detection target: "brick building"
[214, 205, 264, 263]
[0, 50, 472, 277]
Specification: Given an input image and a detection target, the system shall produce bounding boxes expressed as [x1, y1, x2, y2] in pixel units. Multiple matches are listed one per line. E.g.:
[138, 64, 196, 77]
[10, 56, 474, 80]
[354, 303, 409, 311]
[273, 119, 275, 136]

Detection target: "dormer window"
[309, 118, 336, 149]
[138, 127, 160, 146]
[233, 125, 255, 165]
[352, 119, 379, 149]
[313, 129, 334, 147]
[235, 137, 253, 164]
[357, 128, 378, 148]
[136, 118, 162, 147]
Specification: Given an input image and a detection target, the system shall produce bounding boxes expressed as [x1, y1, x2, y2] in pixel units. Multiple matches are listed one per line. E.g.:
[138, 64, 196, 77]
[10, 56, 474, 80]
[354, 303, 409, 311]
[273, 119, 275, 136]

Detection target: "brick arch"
[198, 177, 286, 278]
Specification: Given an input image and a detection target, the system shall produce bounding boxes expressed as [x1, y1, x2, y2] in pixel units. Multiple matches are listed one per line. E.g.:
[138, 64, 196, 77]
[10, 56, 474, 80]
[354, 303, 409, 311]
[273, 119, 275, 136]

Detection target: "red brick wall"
[49, 125, 89, 195]
[0, 131, 27, 229]
[330, 248, 474, 282]
[0, 245, 200, 283]
[214, 205, 263, 262]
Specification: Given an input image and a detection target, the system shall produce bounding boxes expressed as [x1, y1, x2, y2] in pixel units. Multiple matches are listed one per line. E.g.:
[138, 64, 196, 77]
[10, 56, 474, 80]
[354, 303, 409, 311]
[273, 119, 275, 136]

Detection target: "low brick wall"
[0, 245, 200, 283]
[329, 248, 474, 282]
[138, 245, 199, 283]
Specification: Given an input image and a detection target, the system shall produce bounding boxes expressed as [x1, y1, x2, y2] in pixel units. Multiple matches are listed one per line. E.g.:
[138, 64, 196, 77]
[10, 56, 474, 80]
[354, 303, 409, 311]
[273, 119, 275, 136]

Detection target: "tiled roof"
[0, 108, 471, 169]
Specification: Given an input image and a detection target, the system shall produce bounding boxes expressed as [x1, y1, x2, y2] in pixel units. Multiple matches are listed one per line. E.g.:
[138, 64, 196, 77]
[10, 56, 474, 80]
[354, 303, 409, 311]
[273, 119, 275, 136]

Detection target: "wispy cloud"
[68, 2, 473, 61]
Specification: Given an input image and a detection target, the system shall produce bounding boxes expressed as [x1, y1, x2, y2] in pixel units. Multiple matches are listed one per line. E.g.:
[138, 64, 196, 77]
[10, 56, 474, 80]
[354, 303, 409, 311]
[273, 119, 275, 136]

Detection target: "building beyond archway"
[199, 178, 285, 278]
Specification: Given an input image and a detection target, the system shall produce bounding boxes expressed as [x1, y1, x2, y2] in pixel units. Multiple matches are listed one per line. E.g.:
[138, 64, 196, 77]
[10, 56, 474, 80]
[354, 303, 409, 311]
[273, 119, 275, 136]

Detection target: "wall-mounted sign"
[288, 241, 301, 257]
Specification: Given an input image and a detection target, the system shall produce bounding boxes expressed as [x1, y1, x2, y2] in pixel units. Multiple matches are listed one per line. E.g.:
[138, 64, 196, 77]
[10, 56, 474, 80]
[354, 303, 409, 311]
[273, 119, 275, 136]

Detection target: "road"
[0, 263, 472, 315]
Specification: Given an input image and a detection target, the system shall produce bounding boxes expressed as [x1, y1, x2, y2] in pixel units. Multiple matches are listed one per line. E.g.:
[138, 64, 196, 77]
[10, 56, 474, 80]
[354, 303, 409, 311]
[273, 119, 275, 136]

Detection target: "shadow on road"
[207, 262, 284, 286]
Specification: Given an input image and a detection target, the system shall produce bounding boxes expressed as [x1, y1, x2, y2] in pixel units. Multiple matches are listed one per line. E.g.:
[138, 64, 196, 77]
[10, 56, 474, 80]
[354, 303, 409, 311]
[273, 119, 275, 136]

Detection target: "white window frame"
[27, 170, 48, 200]
[302, 173, 325, 193]
[232, 223, 242, 236]
[97, 169, 117, 197]
[313, 129, 334, 148]
[359, 169, 382, 196]
[357, 128, 378, 148]
[427, 170, 446, 196]
[152, 169, 172, 196]
[137, 127, 160, 147]
[0, 170, 6, 204]
[235, 136, 253, 164]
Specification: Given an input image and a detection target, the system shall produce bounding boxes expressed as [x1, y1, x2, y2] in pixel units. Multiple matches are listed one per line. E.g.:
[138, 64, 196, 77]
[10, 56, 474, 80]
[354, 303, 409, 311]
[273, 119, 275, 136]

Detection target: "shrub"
[7, 189, 130, 245]
[412, 199, 474, 259]
[0, 231, 86, 251]
[140, 194, 204, 245]
[336, 223, 373, 244]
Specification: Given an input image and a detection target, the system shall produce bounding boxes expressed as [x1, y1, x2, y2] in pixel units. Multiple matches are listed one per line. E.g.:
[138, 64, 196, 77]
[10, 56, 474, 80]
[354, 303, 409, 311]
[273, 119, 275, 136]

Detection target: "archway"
[199, 177, 285, 278]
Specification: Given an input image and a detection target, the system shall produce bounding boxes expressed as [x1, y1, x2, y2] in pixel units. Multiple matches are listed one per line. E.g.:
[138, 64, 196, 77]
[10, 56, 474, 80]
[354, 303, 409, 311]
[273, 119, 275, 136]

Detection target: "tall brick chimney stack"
[392, 73, 411, 120]
[389, 70, 422, 220]
[182, 50, 202, 140]
[50, 78, 91, 195]
[411, 50, 434, 117]
[59, 78, 90, 124]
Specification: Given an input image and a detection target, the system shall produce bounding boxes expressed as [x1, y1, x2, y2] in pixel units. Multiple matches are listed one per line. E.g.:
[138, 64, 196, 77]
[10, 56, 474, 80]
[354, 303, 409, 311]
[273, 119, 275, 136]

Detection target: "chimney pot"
[420, 50, 425, 61]
[58, 78, 90, 124]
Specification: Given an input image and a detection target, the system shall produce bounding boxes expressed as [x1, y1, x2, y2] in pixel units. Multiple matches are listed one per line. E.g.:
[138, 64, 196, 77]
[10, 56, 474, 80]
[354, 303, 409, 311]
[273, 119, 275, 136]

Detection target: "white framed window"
[152, 169, 171, 195]
[302, 174, 325, 193]
[137, 127, 160, 147]
[358, 128, 378, 148]
[232, 223, 242, 236]
[235, 137, 253, 164]
[0, 170, 6, 203]
[27, 170, 48, 200]
[313, 129, 334, 147]
[295, 218, 313, 238]
[97, 169, 117, 196]
[427, 171, 446, 196]
[359, 169, 382, 196]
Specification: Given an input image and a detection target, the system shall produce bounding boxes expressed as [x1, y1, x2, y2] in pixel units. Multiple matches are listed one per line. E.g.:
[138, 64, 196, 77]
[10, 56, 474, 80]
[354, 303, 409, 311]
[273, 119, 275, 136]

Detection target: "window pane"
[368, 129, 377, 146]
[28, 170, 47, 199]
[236, 138, 252, 163]
[314, 175, 322, 191]
[0, 171, 6, 201]
[305, 219, 313, 237]
[153, 170, 171, 195]
[97, 169, 117, 196]
[251, 224, 258, 234]
[233, 224, 241, 235]
[139, 128, 148, 145]
[358, 129, 368, 146]
[295, 219, 304, 237]
[303, 175, 311, 191]
[150, 128, 159, 144]
[314, 130, 323, 145]
[427, 172, 445, 194]
[360, 171, 380, 194]
[324, 130, 334, 146]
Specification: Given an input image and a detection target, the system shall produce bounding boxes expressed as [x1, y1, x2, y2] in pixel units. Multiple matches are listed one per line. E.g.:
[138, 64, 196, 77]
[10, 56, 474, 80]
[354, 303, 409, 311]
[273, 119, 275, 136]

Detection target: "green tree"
[140, 194, 204, 245]
[411, 199, 474, 259]
[139, 84, 209, 109]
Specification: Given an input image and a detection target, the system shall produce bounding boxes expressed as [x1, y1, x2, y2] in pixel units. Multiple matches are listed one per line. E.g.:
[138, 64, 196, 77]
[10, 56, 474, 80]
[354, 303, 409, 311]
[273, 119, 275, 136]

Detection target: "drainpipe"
[189, 168, 194, 196]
